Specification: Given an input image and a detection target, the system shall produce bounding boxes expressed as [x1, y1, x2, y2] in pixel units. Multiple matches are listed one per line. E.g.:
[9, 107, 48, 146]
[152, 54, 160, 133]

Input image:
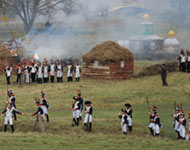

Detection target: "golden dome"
[143, 13, 150, 21]
[168, 30, 175, 37]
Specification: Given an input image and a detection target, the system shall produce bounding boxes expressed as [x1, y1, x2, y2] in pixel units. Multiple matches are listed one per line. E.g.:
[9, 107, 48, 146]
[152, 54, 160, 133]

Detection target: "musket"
[181, 101, 183, 110]
[174, 101, 176, 114]
[146, 96, 151, 112]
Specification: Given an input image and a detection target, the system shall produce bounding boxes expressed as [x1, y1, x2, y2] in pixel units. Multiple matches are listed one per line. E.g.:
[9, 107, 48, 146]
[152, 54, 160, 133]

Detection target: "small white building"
[164, 30, 180, 54]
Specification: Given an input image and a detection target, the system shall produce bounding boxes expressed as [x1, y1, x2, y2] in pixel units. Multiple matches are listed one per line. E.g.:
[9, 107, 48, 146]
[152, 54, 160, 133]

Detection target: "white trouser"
[122, 123, 127, 133]
[25, 73, 30, 83]
[57, 71, 63, 78]
[72, 109, 80, 118]
[4, 117, 13, 125]
[41, 106, 48, 114]
[174, 120, 179, 131]
[44, 73, 48, 78]
[67, 70, 72, 77]
[75, 72, 80, 78]
[179, 125, 186, 138]
[127, 117, 132, 126]
[84, 114, 92, 123]
[154, 124, 160, 134]
[149, 122, 155, 129]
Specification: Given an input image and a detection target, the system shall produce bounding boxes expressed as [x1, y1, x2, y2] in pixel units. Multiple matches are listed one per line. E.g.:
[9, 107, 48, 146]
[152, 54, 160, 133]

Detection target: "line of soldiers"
[4, 59, 81, 85]
[118, 103, 133, 135]
[1, 90, 190, 139]
[177, 48, 190, 72]
[72, 89, 93, 132]
[173, 104, 190, 140]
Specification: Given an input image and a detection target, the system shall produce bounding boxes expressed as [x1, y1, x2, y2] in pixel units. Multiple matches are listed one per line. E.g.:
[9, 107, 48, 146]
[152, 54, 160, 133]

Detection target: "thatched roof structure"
[83, 41, 134, 64]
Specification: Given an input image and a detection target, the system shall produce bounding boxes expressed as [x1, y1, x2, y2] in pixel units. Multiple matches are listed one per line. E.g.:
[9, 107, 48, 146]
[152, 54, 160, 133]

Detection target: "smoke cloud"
[21, 0, 190, 60]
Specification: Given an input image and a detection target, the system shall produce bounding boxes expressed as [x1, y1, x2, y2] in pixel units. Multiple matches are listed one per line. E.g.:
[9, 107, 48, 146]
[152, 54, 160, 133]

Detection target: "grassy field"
[0, 61, 189, 150]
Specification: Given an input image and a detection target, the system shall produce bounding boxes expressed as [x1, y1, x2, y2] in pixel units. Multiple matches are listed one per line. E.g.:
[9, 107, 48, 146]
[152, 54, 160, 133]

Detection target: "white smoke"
[20, 0, 190, 60]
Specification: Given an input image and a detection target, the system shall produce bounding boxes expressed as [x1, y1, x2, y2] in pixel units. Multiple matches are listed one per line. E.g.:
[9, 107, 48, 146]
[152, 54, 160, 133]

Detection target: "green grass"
[0, 61, 190, 149]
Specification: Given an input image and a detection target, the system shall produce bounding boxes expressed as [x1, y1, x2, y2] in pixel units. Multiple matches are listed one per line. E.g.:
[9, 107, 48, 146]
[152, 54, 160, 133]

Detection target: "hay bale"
[83, 41, 134, 64]
[136, 62, 178, 77]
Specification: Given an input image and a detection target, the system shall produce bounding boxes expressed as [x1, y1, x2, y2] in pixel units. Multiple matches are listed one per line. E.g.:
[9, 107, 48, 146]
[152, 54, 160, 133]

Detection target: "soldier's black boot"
[84, 123, 87, 131]
[79, 116, 82, 121]
[46, 114, 49, 123]
[4, 125, 7, 132]
[11, 125, 14, 133]
[76, 118, 80, 126]
[128, 126, 132, 133]
[89, 123, 92, 132]
[177, 131, 181, 139]
[149, 128, 154, 136]
[123, 132, 127, 135]
[155, 133, 159, 137]
[73, 118, 77, 126]
[14, 113, 17, 121]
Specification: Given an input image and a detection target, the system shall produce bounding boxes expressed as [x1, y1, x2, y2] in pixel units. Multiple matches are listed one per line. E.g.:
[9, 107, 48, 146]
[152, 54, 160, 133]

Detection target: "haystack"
[82, 41, 134, 80]
[83, 41, 134, 64]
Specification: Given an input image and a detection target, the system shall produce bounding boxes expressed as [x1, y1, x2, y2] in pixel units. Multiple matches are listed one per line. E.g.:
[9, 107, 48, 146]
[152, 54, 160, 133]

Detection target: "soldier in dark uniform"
[84, 101, 93, 132]
[154, 112, 161, 137]
[16, 64, 22, 83]
[159, 64, 168, 86]
[148, 105, 157, 136]
[72, 97, 80, 126]
[125, 103, 133, 133]
[7, 90, 17, 121]
[118, 109, 128, 135]
[31, 98, 45, 132]
[41, 91, 49, 122]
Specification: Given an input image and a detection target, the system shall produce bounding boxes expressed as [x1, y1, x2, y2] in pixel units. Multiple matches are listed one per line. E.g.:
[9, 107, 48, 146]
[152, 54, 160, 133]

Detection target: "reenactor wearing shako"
[125, 103, 132, 133]
[173, 105, 181, 139]
[153, 111, 161, 137]
[148, 105, 157, 136]
[7, 90, 17, 121]
[1, 103, 23, 133]
[74, 63, 81, 82]
[31, 98, 45, 132]
[56, 60, 63, 82]
[50, 60, 56, 83]
[77, 89, 83, 120]
[16, 64, 22, 83]
[84, 101, 93, 132]
[178, 112, 187, 140]
[67, 61, 73, 82]
[36, 62, 43, 84]
[118, 109, 128, 135]
[41, 91, 49, 122]
[42, 61, 50, 83]
[5, 65, 12, 85]
[72, 96, 80, 126]
[30, 62, 37, 83]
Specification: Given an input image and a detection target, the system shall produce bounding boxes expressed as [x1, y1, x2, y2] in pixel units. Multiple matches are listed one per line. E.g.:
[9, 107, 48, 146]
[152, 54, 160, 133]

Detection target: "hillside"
[0, 61, 190, 150]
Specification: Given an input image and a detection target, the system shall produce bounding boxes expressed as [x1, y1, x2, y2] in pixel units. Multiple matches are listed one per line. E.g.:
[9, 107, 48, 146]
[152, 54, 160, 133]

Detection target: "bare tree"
[0, 0, 76, 33]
